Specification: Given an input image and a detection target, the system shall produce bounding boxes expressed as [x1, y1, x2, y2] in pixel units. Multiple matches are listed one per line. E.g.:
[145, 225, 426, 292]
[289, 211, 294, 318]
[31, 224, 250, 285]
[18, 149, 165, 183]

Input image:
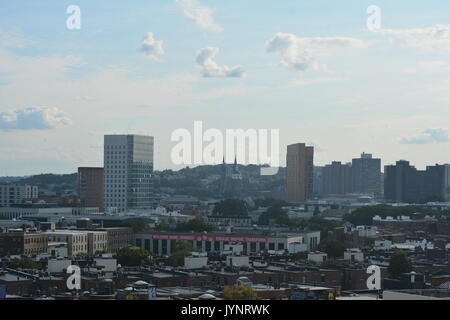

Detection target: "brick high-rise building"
[286, 143, 314, 203]
[78, 167, 104, 211]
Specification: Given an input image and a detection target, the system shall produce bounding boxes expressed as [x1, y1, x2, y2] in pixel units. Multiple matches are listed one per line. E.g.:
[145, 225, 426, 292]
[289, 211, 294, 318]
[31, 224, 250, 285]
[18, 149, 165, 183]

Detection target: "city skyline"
[1, 0, 450, 176]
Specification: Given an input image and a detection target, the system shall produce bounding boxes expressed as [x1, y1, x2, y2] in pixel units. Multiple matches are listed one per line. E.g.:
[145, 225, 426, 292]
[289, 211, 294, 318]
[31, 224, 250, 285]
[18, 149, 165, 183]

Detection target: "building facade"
[351, 153, 382, 196]
[0, 185, 38, 207]
[385, 161, 449, 202]
[104, 135, 154, 213]
[0, 230, 48, 257]
[322, 161, 352, 196]
[286, 143, 314, 203]
[134, 231, 320, 257]
[78, 167, 104, 211]
[46, 230, 88, 257]
[86, 231, 108, 255]
[97, 227, 133, 253]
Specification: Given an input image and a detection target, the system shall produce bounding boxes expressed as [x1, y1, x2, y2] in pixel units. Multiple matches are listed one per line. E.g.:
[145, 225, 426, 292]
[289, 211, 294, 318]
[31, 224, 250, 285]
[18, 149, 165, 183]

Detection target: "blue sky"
[1, 0, 450, 175]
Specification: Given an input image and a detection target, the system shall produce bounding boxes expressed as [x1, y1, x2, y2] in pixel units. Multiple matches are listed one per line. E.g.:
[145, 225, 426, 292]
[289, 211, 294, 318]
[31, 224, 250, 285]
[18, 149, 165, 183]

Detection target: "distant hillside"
[0, 164, 286, 199]
[19, 173, 78, 187]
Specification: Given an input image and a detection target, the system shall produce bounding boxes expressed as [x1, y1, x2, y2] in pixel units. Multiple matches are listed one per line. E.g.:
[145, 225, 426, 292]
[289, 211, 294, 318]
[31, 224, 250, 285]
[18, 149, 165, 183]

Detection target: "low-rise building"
[86, 231, 108, 255]
[308, 252, 328, 264]
[0, 230, 48, 257]
[343, 249, 364, 262]
[134, 231, 319, 257]
[46, 230, 88, 257]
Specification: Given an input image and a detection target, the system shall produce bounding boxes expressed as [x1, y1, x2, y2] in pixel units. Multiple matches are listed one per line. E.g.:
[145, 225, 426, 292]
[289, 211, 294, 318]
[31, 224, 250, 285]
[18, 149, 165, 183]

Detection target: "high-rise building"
[0, 185, 38, 207]
[104, 135, 154, 213]
[78, 167, 104, 211]
[384, 161, 449, 203]
[352, 153, 382, 196]
[286, 143, 314, 203]
[322, 161, 352, 195]
[313, 166, 324, 196]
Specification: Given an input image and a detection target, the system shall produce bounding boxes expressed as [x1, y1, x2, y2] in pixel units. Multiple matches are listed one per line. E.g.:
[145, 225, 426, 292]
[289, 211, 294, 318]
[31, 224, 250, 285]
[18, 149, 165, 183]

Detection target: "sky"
[1, 0, 450, 175]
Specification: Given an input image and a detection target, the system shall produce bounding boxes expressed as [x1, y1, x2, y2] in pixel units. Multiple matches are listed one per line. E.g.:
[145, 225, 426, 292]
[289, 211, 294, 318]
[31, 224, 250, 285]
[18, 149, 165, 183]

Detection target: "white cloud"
[196, 47, 246, 78]
[266, 32, 366, 72]
[402, 61, 449, 74]
[372, 24, 450, 53]
[400, 128, 449, 145]
[140, 32, 164, 61]
[0, 106, 71, 130]
[176, 0, 223, 32]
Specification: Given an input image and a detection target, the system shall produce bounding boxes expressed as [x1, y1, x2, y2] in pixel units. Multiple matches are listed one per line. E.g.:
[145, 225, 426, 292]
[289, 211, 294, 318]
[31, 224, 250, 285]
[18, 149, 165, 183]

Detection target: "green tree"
[318, 238, 345, 259]
[258, 203, 290, 226]
[388, 251, 412, 279]
[213, 199, 248, 217]
[223, 285, 259, 300]
[167, 241, 195, 267]
[175, 219, 212, 232]
[8, 258, 38, 269]
[116, 247, 154, 267]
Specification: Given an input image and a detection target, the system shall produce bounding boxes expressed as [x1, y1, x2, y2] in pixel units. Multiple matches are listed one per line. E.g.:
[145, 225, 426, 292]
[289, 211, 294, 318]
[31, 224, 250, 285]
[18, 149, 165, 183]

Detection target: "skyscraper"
[352, 153, 382, 196]
[286, 143, 314, 203]
[104, 135, 154, 213]
[78, 167, 104, 211]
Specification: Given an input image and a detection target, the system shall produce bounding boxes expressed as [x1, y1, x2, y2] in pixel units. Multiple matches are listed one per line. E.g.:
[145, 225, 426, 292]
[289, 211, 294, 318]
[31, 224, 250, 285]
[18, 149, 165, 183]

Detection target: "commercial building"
[286, 143, 314, 203]
[384, 161, 449, 202]
[351, 153, 382, 196]
[78, 167, 104, 211]
[0, 204, 86, 220]
[0, 230, 48, 257]
[45, 230, 88, 257]
[134, 231, 320, 257]
[96, 227, 133, 253]
[86, 231, 108, 256]
[104, 134, 154, 213]
[0, 185, 38, 207]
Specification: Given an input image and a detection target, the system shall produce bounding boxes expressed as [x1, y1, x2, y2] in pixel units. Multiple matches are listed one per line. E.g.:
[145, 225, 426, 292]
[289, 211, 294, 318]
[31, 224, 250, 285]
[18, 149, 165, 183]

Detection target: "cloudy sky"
[1, 0, 450, 175]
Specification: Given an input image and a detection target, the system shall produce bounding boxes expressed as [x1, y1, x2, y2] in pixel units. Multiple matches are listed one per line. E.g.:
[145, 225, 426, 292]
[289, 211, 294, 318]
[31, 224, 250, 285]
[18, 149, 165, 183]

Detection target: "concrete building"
[0, 204, 75, 220]
[134, 231, 319, 257]
[184, 254, 208, 270]
[286, 143, 314, 203]
[351, 153, 382, 196]
[307, 252, 328, 264]
[104, 134, 154, 213]
[45, 230, 88, 257]
[0, 185, 38, 207]
[343, 249, 364, 262]
[78, 167, 104, 211]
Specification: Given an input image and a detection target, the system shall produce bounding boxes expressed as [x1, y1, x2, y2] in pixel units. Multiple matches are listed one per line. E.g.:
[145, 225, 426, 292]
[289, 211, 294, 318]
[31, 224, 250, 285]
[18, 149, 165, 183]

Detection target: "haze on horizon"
[1, 0, 450, 176]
